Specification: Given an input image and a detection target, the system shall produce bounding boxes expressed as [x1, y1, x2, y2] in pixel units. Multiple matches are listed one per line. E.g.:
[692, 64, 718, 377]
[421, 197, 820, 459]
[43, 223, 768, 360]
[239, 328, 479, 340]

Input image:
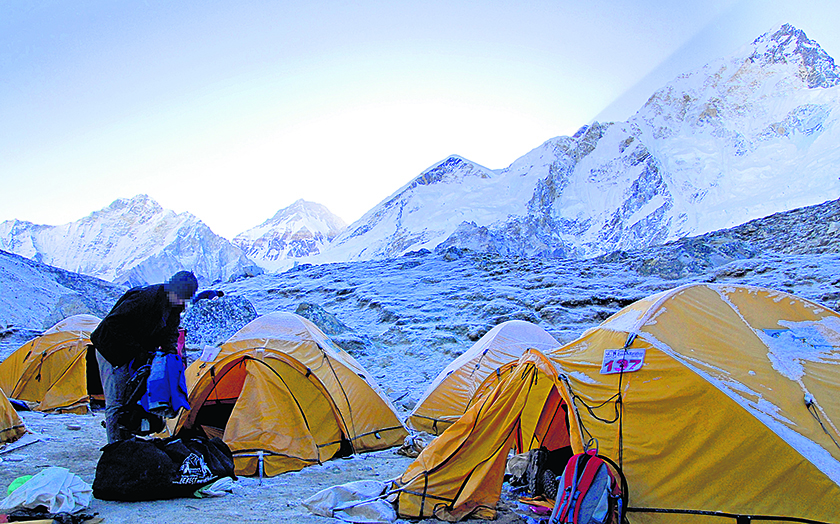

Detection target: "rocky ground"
[1, 410, 528, 524]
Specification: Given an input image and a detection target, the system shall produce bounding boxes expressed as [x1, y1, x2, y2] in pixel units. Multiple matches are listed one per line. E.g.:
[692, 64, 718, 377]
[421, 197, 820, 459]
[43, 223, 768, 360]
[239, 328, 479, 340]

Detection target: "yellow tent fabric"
[0, 315, 101, 413]
[547, 283, 840, 524]
[407, 320, 561, 435]
[174, 311, 408, 476]
[0, 387, 26, 444]
[394, 349, 583, 521]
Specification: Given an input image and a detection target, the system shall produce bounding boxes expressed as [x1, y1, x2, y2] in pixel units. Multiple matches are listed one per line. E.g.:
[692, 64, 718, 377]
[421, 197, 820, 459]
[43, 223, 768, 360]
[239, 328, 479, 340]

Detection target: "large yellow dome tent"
[0, 387, 26, 445]
[407, 319, 561, 435]
[547, 283, 840, 523]
[394, 283, 840, 524]
[0, 314, 102, 413]
[173, 311, 408, 476]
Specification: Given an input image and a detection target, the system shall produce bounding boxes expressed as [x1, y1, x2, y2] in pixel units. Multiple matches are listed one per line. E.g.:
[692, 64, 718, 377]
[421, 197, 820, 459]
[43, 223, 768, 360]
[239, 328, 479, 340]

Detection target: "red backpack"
[549, 448, 627, 524]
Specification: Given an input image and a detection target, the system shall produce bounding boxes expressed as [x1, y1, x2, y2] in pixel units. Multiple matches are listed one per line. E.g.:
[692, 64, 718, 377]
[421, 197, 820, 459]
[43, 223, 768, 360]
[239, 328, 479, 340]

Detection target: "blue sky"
[2, 0, 839, 238]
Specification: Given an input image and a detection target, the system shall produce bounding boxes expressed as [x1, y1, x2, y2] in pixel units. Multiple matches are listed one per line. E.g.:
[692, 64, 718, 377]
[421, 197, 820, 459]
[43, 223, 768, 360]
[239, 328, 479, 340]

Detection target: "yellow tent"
[395, 349, 581, 521]
[395, 283, 840, 524]
[407, 319, 561, 435]
[0, 315, 102, 413]
[545, 283, 840, 524]
[1, 387, 26, 445]
[173, 311, 408, 476]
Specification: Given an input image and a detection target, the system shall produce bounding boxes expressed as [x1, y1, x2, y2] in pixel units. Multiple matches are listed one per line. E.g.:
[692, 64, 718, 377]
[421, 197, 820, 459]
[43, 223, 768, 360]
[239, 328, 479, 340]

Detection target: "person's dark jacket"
[91, 284, 184, 368]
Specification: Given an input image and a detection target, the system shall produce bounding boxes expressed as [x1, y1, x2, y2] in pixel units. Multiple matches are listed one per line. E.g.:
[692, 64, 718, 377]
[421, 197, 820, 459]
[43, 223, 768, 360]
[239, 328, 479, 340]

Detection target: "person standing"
[91, 270, 199, 443]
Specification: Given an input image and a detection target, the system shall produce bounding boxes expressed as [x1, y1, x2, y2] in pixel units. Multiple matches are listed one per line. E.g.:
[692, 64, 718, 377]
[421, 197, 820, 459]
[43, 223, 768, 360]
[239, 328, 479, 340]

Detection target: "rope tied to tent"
[805, 394, 840, 452]
[565, 333, 633, 467]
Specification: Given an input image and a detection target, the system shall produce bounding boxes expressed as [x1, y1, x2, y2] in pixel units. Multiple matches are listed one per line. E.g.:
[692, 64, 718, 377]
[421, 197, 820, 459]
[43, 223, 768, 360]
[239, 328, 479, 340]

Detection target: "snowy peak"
[317, 155, 526, 262]
[0, 195, 260, 286]
[232, 199, 347, 272]
[267, 199, 346, 237]
[406, 155, 494, 189]
[749, 24, 840, 88]
[317, 23, 840, 263]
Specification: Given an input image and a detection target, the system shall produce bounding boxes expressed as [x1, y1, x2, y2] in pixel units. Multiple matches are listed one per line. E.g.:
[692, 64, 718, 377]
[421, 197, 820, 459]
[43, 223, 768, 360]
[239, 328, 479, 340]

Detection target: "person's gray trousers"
[96, 350, 132, 444]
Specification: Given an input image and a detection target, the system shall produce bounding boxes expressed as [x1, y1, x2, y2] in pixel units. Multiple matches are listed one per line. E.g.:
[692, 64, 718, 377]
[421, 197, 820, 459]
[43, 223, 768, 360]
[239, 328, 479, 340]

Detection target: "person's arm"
[157, 305, 184, 353]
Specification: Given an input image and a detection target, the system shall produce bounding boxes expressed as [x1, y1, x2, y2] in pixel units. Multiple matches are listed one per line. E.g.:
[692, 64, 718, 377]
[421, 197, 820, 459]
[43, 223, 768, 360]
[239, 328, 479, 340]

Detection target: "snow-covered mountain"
[232, 199, 347, 272]
[317, 155, 519, 262]
[0, 195, 262, 287]
[320, 24, 840, 262]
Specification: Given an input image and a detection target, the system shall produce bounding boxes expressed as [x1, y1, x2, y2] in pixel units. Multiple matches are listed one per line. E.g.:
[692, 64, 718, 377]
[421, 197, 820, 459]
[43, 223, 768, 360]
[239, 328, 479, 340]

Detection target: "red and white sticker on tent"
[600, 349, 646, 374]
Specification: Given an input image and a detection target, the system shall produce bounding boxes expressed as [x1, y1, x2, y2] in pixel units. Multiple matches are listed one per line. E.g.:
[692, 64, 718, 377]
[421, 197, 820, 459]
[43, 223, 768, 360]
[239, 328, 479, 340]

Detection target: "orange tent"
[546, 283, 840, 523]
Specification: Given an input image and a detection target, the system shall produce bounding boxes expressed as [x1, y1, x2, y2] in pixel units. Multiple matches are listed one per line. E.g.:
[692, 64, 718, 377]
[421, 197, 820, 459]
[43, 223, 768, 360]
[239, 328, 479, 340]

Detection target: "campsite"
[3, 3, 840, 523]
[2, 209, 840, 524]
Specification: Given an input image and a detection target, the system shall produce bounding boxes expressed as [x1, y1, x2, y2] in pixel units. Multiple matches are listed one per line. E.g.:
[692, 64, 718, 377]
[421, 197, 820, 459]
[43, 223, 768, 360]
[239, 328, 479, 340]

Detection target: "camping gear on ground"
[2, 508, 97, 524]
[396, 433, 433, 458]
[0, 315, 102, 413]
[193, 477, 234, 498]
[394, 349, 577, 521]
[407, 319, 560, 435]
[92, 435, 235, 501]
[0, 466, 92, 514]
[171, 312, 408, 477]
[525, 446, 572, 500]
[0, 388, 26, 445]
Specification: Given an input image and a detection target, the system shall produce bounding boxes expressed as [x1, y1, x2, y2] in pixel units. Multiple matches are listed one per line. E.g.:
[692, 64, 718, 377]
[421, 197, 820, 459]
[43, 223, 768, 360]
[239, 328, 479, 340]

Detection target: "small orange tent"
[407, 320, 560, 435]
[0, 315, 101, 413]
[173, 311, 408, 476]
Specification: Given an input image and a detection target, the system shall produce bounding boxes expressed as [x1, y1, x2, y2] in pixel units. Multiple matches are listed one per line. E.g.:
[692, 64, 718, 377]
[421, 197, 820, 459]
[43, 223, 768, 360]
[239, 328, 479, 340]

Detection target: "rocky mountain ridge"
[0, 195, 262, 286]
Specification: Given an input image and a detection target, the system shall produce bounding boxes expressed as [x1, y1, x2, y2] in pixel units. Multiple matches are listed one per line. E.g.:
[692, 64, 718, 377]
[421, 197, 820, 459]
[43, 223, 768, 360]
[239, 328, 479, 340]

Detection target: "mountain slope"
[232, 199, 346, 272]
[0, 195, 261, 286]
[0, 248, 125, 349]
[320, 24, 840, 263]
[320, 155, 533, 262]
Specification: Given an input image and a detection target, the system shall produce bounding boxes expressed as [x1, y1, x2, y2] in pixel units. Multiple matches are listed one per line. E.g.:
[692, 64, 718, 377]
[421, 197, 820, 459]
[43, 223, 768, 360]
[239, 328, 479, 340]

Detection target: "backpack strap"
[571, 454, 606, 523]
[551, 453, 583, 523]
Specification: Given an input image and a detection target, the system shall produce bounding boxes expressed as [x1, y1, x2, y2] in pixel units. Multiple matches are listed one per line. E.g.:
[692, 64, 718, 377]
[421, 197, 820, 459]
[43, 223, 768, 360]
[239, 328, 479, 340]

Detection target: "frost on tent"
[759, 316, 840, 382]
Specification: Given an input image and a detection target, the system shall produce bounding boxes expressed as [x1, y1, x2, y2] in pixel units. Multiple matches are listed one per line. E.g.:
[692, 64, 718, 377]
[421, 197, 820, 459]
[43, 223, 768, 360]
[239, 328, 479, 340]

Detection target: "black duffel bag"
[93, 435, 236, 501]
